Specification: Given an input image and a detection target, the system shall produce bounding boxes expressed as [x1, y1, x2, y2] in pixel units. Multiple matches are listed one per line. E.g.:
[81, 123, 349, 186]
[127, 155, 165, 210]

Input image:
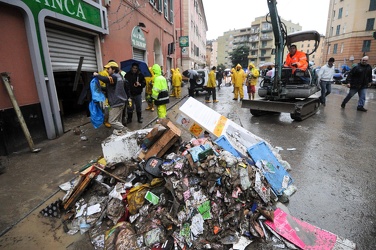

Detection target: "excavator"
[241, 0, 321, 121]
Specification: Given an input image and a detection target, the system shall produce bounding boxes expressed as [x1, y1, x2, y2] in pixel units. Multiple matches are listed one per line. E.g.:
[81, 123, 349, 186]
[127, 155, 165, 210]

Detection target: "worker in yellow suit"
[246, 63, 260, 100]
[144, 67, 155, 111]
[172, 68, 183, 98]
[152, 64, 169, 119]
[98, 63, 116, 128]
[233, 64, 246, 101]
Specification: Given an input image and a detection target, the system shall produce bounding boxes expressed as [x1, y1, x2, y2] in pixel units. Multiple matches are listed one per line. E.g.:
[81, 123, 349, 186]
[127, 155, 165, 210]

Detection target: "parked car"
[190, 69, 209, 95]
[372, 67, 376, 87]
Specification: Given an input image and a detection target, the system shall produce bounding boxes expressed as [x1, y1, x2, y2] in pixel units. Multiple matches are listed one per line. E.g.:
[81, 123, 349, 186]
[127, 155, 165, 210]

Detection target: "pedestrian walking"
[216, 67, 223, 90]
[233, 64, 246, 100]
[124, 62, 146, 123]
[205, 66, 218, 103]
[93, 61, 128, 135]
[317, 57, 335, 106]
[152, 64, 170, 119]
[246, 63, 260, 100]
[341, 56, 373, 112]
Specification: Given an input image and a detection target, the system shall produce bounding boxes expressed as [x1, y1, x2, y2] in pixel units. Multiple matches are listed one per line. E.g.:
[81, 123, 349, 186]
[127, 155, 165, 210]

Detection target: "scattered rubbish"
[40, 200, 62, 218]
[80, 136, 88, 141]
[286, 148, 296, 151]
[42, 104, 356, 250]
[275, 146, 284, 151]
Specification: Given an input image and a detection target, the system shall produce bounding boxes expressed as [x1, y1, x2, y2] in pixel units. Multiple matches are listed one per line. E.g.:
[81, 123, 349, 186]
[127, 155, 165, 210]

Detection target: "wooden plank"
[63, 172, 95, 210]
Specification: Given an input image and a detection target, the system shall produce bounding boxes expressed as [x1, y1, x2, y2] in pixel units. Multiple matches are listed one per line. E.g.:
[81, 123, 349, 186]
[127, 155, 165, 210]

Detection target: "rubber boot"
[127, 113, 133, 123]
[137, 112, 143, 123]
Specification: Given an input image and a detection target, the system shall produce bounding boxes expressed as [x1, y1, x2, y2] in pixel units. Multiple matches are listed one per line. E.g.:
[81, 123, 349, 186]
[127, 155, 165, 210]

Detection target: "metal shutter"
[133, 48, 145, 61]
[46, 28, 98, 72]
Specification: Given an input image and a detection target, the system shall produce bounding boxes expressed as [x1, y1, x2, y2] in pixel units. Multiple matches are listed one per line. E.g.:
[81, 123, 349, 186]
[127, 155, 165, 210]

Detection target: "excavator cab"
[242, 0, 322, 121]
[259, 30, 321, 99]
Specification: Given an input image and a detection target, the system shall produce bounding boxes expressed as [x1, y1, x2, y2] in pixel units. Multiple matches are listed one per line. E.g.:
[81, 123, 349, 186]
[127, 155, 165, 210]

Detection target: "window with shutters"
[333, 44, 338, 54]
[336, 25, 341, 35]
[362, 40, 371, 52]
[366, 18, 375, 31]
[338, 8, 343, 19]
[369, 0, 376, 11]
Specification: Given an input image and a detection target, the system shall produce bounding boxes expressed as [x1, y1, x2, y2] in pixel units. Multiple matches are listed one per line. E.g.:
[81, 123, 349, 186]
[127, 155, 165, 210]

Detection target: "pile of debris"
[42, 115, 356, 249]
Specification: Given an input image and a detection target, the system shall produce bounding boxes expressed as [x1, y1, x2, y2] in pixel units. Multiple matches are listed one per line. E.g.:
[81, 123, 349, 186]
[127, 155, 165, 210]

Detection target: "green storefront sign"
[23, 0, 102, 27]
[131, 27, 146, 50]
[179, 36, 189, 47]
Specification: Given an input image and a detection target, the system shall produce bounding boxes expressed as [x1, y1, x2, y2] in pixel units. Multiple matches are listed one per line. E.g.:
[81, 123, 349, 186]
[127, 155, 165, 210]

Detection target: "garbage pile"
[41, 118, 354, 250]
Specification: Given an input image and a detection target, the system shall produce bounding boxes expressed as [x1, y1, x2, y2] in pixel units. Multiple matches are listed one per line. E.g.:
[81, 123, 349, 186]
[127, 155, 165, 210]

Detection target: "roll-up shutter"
[133, 48, 145, 61]
[46, 28, 98, 72]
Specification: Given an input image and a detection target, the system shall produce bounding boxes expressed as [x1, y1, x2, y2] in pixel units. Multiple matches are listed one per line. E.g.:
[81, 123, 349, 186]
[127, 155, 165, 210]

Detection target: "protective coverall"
[205, 68, 217, 102]
[144, 67, 155, 111]
[99, 68, 111, 127]
[233, 64, 246, 100]
[152, 64, 169, 118]
[246, 63, 260, 100]
[284, 50, 308, 73]
[172, 68, 183, 98]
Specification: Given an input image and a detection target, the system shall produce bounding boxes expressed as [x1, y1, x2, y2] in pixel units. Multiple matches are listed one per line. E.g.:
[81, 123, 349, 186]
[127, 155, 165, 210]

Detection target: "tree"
[229, 45, 250, 68]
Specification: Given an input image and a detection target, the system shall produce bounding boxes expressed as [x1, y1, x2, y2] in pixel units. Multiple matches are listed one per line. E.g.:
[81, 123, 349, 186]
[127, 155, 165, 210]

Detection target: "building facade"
[216, 16, 303, 69]
[0, 0, 177, 155]
[325, 0, 376, 68]
[175, 0, 207, 70]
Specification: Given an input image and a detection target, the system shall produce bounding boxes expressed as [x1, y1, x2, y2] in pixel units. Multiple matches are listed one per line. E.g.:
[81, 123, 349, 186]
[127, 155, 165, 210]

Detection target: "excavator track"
[242, 98, 320, 121]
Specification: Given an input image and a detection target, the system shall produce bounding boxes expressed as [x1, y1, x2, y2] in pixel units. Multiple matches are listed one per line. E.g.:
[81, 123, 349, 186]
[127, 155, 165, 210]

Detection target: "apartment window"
[370, 0, 376, 11]
[341, 43, 344, 53]
[362, 40, 371, 52]
[307, 49, 310, 53]
[333, 10, 336, 18]
[330, 27, 334, 36]
[169, 0, 173, 23]
[308, 44, 310, 47]
[262, 41, 267, 47]
[158, 0, 162, 12]
[338, 8, 343, 18]
[366, 18, 375, 31]
[336, 25, 341, 35]
[333, 44, 338, 54]
[302, 44, 304, 48]
[164, 0, 168, 19]
[150, 0, 162, 12]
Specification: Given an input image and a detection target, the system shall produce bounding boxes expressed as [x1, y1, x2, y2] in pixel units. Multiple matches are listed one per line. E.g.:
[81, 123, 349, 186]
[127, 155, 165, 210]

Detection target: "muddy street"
[0, 83, 375, 249]
[202, 84, 376, 249]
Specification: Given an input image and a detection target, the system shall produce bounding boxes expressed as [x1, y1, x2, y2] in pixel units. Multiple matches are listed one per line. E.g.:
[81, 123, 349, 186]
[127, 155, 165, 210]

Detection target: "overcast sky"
[202, 0, 330, 40]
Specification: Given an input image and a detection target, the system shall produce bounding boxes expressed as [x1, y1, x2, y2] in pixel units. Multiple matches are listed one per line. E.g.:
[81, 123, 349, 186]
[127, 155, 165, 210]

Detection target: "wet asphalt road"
[0, 82, 375, 249]
[199, 83, 376, 249]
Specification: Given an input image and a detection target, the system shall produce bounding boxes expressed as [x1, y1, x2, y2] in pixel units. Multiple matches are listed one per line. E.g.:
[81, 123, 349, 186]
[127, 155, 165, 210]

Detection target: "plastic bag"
[90, 77, 105, 102]
[89, 100, 104, 129]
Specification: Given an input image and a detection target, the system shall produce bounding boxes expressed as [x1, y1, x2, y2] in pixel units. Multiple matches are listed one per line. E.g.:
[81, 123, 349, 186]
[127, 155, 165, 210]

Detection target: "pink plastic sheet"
[265, 208, 337, 249]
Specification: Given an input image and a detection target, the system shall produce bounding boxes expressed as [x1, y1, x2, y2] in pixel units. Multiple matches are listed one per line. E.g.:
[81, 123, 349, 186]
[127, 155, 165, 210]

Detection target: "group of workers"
[92, 43, 372, 135]
[93, 61, 170, 135]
